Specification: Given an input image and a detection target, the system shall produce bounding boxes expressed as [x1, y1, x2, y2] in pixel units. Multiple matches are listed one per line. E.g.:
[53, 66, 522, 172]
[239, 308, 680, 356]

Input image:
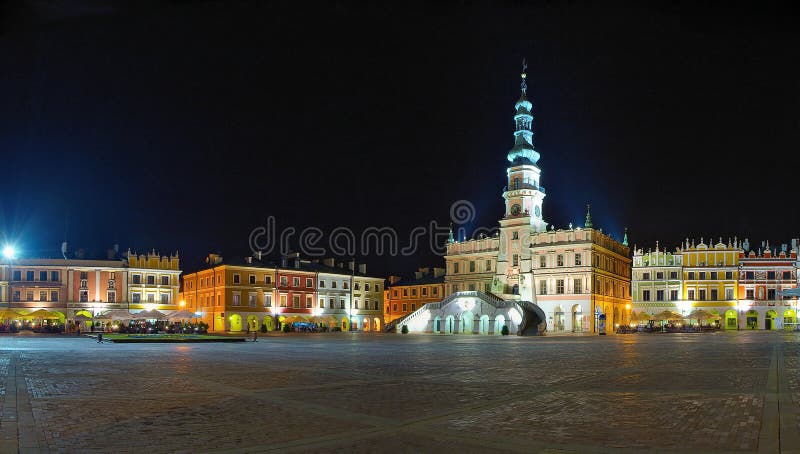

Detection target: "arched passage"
[341, 317, 350, 331]
[363, 317, 371, 332]
[445, 315, 455, 334]
[246, 315, 259, 331]
[766, 310, 778, 330]
[263, 316, 275, 332]
[460, 311, 474, 334]
[229, 314, 243, 332]
[746, 310, 758, 330]
[494, 314, 506, 335]
[373, 318, 381, 332]
[724, 310, 738, 330]
[479, 315, 490, 334]
[572, 305, 584, 333]
[784, 309, 796, 330]
[433, 316, 442, 333]
[553, 305, 565, 332]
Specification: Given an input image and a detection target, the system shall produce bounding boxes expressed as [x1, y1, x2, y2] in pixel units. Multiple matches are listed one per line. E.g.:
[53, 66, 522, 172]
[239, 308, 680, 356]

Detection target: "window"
[109, 272, 115, 280]
[512, 231, 519, 240]
[354, 283, 360, 290]
[39, 271, 47, 281]
[745, 271, 754, 279]
[147, 275, 155, 285]
[233, 274, 241, 284]
[161, 293, 170, 304]
[79, 290, 88, 302]
[331, 281, 337, 289]
[432, 287, 439, 295]
[403, 289, 408, 297]
[687, 272, 695, 280]
[264, 275, 272, 284]
[280, 276, 288, 286]
[39, 291, 47, 301]
[669, 271, 678, 279]
[575, 254, 581, 266]
[411, 288, 418, 296]
[80, 278, 88, 289]
[249, 293, 257, 307]
[328, 298, 334, 309]
[12, 291, 19, 302]
[468, 283, 476, 291]
[540, 256, 546, 268]
[725, 288, 734, 300]
[365, 283, 371, 291]
[469, 261, 476, 272]
[710, 289, 718, 301]
[746, 289, 754, 299]
[574, 279, 582, 294]
[249, 275, 256, 284]
[656, 272, 664, 280]
[556, 279, 564, 294]
[264, 294, 272, 307]
[642, 290, 651, 301]
[147, 293, 156, 302]
[306, 278, 313, 287]
[725, 271, 733, 279]
[232, 294, 241, 306]
[132, 293, 141, 303]
[108, 291, 116, 303]
[767, 271, 776, 280]
[484, 283, 491, 293]
[643, 272, 650, 280]
[27, 271, 35, 281]
[51, 291, 59, 302]
[411, 303, 416, 311]
[698, 289, 706, 301]
[319, 298, 325, 309]
[393, 303, 398, 311]
[292, 295, 300, 308]
[453, 262, 459, 273]
[217, 294, 221, 306]
[422, 287, 428, 296]
[699, 272, 706, 280]
[354, 299, 359, 309]
[280, 294, 288, 307]
[161, 275, 170, 286]
[374, 301, 379, 310]
[539, 280, 547, 295]
[710, 272, 717, 280]
[557, 255, 564, 267]
[768, 289, 776, 300]
[512, 254, 519, 267]
[306, 295, 312, 308]
[402, 303, 407, 311]
[319, 280, 326, 288]
[12, 271, 20, 281]
[669, 290, 678, 301]
[783, 271, 792, 280]
[655, 290, 664, 301]
[340, 299, 345, 309]
[292, 277, 300, 287]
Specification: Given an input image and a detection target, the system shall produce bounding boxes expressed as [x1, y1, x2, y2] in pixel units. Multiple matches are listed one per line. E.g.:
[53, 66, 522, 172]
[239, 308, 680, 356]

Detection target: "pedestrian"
[252, 329, 258, 342]
[97, 332, 103, 343]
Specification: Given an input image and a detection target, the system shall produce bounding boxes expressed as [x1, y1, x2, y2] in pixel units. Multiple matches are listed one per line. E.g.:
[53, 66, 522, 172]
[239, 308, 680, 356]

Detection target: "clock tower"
[494, 61, 547, 301]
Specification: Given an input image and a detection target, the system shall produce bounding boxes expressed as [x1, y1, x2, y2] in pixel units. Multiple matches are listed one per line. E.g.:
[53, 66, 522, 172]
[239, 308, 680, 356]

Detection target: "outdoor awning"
[166, 310, 197, 321]
[133, 309, 168, 320]
[0, 309, 23, 320]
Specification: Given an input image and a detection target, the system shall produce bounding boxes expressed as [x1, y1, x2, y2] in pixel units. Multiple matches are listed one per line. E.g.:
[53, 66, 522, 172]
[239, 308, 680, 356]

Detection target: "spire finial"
[521, 58, 528, 95]
[623, 227, 628, 246]
[447, 223, 455, 244]
[584, 203, 593, 229]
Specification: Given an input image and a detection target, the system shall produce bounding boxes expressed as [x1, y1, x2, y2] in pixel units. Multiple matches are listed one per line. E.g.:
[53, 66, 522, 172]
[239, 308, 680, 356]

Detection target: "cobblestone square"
[0, 332, 796, 453]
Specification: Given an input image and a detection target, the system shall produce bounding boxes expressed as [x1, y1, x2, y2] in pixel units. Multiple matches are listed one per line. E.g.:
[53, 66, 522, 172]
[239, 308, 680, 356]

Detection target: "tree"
[401, 325, 409, 334]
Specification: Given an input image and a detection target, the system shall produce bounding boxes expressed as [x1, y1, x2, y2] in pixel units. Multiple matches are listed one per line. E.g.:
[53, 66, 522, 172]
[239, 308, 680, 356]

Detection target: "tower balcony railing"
[503, 183, 544, 193]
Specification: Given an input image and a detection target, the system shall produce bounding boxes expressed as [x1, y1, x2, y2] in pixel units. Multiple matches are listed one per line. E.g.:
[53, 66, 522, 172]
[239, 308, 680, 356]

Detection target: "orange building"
[385, 267, 445, 324]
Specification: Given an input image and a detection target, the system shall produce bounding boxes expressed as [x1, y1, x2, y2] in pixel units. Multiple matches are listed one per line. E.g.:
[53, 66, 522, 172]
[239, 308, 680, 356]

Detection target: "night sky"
[2, 1, 799, 276]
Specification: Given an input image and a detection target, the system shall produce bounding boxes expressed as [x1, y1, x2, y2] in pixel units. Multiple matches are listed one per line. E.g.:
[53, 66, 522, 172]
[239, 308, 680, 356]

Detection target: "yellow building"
[680, 237, 739, 329]
[126, 249, 181, 314]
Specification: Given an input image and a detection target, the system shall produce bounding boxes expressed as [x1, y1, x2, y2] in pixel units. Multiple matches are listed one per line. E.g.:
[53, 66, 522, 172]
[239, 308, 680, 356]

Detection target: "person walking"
[97, 332, 103, 343]
[252, 329, 258, 342]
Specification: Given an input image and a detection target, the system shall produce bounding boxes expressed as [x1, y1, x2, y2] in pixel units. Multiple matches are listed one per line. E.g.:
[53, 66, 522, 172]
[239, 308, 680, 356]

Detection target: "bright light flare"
[2, 245, 16, 259]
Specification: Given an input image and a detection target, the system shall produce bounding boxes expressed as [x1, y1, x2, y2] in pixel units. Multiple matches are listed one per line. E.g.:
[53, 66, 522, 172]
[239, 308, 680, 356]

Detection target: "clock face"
[511, 204, 521, 215]
[534, 205, 541, 217]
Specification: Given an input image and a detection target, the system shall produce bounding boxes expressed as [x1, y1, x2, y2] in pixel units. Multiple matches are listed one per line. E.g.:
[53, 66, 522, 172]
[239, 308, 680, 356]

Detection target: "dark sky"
[1, 1, 799, 276]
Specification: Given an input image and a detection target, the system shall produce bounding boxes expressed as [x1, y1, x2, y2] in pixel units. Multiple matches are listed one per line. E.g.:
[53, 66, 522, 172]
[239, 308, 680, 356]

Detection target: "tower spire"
[623, 227, 628, 246]
[584, 203, 593, 229]
[447, 223, 455, 244]
[507, 58, 539, 165]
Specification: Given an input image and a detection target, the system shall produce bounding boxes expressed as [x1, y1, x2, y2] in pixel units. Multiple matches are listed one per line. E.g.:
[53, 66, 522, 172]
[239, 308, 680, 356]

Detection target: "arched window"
[512, 178, 520, 190]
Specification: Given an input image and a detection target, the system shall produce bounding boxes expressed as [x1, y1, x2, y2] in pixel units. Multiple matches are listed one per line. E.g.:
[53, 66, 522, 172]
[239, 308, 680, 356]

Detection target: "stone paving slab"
[0, 332, 798, 452]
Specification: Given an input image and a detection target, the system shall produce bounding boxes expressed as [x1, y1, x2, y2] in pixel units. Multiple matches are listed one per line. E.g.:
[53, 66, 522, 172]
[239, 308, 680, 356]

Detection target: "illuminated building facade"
[680, 237, 740, 329]
[737, 239, 797, 330]
[404, 66, 631, 335]
[182, 253, 383, 332]
[0, 248, 181, 323]
[631, 243, 684, 319]
[385, 267, 445, 324]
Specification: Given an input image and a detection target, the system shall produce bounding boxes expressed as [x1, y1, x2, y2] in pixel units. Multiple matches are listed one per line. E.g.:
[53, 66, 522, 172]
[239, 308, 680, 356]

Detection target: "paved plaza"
[0, 332, 798, 453]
